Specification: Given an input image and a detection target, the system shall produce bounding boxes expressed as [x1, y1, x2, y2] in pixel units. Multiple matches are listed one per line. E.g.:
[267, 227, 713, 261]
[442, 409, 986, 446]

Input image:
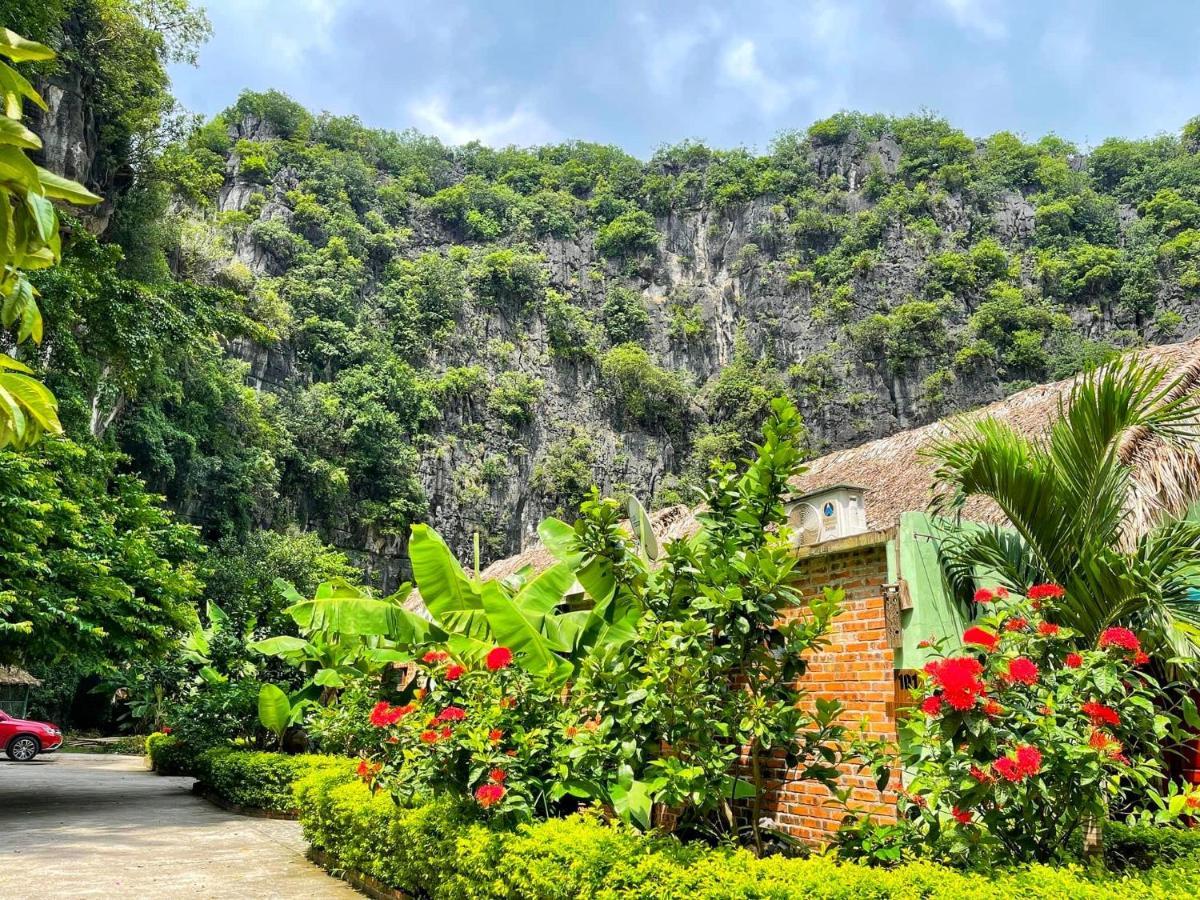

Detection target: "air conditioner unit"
[786, 485, 868, 546]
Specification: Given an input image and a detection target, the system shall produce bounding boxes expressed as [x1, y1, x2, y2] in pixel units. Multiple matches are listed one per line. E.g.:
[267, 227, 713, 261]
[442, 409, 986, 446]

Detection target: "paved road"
[0, 753, 357, 898]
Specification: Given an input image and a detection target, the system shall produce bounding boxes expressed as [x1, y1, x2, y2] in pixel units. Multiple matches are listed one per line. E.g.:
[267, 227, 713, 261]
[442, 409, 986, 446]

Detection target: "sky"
[168, 0, 1200, 158]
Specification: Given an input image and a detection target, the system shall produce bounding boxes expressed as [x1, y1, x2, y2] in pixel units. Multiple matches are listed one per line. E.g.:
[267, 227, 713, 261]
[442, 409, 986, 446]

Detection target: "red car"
[0, 709, 62, 761]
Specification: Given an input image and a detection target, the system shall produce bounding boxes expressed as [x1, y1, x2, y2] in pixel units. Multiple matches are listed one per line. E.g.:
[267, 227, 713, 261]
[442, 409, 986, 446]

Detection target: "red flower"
[995, 586, 1009, 598]
[161, 726, 172, 735]
[973, 588, 994, 604]
[925, 656, 986, 710]
[918, 638, 933, 649]
[951, 806, 973, 825]
[499, 696, 516, 709]
[486, 646, 513, 671]
[1112, 752, 1131, 766]
[440, 725, 452, 739]
[921, 695, 943, 716]
[488, 768, 507, 783]
[1186, 795, 1200, 810]
[1038, 621, 1060, 637]
[422, 650, 448, 664]
[1098, 627, 1141, 653]
[475, 783, 506, 808]
[488, 729, 504, 743]
[1081, 701, 1120, 727]
[1014, 745, 1042, 777]
[969, 765, 993, 784]
[444, 664, 465, 681]
[1065, 652, 1083, 668]
[994, 757, 1022, 782]
[419, 730, 439, 744]
[356, 759, 371, 778]
[1005, 657, 1039, 685]
[369, 702, 395, 728]
[1089, 729, 1113, 751]
[983, 699, 1003, 716]
[1005, 617, 1028, 632]
[1133, 651, 1150, 666]
[1028, 583, 1065, 600]
[437, 706, 466, 722]
[962, 627, 999, 652]
[905, 791, 927, 808]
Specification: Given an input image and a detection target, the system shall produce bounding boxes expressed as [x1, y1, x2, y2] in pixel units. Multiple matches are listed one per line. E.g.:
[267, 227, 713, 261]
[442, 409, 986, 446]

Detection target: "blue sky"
[169, 1, 1200, 157]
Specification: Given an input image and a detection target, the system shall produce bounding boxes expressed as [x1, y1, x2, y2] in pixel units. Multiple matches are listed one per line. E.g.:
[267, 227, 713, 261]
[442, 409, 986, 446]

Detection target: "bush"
[599, 344, 690, 431]
[1101, 821, 1200, 871]
[293, 766, 1200, 899]
[899, 587, 1167, 866]
[194, 748, 355, 812]
[595, 209, 659, 258]
[146, 732, 196, 776]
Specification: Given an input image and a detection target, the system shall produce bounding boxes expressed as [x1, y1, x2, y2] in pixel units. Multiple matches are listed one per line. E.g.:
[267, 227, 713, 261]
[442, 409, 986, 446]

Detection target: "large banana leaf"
[258, 683, 291, 740]
[515, 561, 575, 617]
[287, 577, 427, 638]
[409, 524, 488, 638]
[480, 580, 562, 676]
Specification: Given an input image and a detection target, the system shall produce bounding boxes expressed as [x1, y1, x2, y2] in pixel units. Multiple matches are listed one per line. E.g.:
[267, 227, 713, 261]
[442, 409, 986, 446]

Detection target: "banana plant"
[249, 578, 425, 703]
[406, 521, 641, 681]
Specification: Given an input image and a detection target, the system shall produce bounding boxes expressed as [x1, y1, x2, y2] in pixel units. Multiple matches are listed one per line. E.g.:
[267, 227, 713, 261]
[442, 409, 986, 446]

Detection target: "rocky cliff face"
[42, 89, 1200, 589]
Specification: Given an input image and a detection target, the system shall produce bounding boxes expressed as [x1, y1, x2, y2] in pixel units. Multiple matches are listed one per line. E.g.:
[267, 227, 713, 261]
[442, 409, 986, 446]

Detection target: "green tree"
[0, 439, 202, 668]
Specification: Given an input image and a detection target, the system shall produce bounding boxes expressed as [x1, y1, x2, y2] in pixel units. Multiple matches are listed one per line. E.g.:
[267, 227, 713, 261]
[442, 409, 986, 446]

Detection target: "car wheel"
[6, 735, 40, 761]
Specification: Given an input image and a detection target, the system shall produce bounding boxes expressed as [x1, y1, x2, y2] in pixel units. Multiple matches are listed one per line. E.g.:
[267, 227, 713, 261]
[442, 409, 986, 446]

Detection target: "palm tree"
[927, 355, 1200, 656]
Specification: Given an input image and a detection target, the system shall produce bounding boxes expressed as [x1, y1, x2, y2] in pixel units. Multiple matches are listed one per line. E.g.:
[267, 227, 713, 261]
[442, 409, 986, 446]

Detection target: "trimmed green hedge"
[293, 766, 1200, 899]
[145, 732, 196, 776]
[193, 748, 355, 813]
[1103, 821, 1200, 872]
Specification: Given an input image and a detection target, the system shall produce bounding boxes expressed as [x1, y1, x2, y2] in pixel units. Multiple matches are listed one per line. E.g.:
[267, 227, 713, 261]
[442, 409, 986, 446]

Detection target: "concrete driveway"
[0, 753, 357, 898]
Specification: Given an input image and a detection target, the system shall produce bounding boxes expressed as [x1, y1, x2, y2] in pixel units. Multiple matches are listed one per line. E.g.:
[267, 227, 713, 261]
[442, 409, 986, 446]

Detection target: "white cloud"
[407, 95, 560, 147]
[936, 0, 1007, 40]
[630, 9, 725, 96]
[719, 37, 814, 115]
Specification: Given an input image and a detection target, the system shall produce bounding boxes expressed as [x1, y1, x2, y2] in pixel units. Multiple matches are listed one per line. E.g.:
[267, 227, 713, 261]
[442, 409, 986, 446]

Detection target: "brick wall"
[741, 539, 899, 844]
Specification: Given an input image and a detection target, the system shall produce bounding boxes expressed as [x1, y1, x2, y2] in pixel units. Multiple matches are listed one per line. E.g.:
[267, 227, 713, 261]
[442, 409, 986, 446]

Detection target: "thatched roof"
[409, 338, 1200, 606]
[790, 338, 1200, 538]
[0, 667, 40, 687]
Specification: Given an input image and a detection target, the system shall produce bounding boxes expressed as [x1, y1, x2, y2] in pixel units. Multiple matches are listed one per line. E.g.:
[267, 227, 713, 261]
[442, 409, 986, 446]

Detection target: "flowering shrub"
[359, 644, 561, 819]
[899, 585, 1169, 865]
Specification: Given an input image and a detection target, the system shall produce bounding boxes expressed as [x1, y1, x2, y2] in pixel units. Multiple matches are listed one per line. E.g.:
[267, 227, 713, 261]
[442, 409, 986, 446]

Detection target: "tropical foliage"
[930, 358, 1200, 656]
[899, 585, 1179, 865]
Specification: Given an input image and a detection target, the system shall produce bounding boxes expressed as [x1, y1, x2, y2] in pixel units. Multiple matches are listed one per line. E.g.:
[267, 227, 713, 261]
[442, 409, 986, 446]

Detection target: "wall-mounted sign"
[894, 669, 921, 715]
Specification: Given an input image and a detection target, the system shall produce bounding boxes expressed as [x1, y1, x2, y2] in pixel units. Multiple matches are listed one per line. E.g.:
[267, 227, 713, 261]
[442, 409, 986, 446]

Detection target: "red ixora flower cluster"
[994, 744, 1042, 782]
[1027, 583, 1066, 601]
[1097, 628, 1150, 667]
[1038, 621, 1060, 637]
[436, 706, 466, 722]
[1005, 656, 1039, 685]
[486, 646, 513, 671]
[962, 626, 999, 653]
[422, 650, 449, 664]
[369, 701, 415, 727]
[1005, 617, 1028, 632]
[444, 664, 465, 680]
[1081, 700, 1120, 727]
[951, 806, 973, 825]
[924, 656, 986, 710]
[355, 759, 381, 780]
[475, 782, 506, 808]
[1065, 652, 1083, 668]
